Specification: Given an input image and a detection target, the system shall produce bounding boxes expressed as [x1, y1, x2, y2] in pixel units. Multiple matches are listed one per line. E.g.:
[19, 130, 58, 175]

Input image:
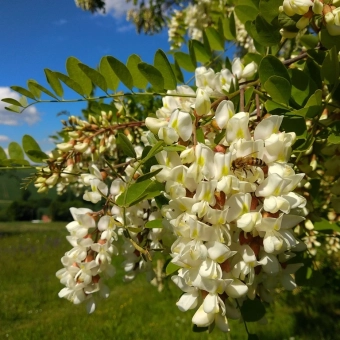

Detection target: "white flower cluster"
[280, 0, 340, 36]
[56, 164, 165, 310]
[56, 207, 118, 313]
[146, 63, 306, 331]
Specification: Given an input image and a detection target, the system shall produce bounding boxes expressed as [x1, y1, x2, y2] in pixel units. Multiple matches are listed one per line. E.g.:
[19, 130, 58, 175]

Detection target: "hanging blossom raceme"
[146, 63, 306, 332]
[56, 158, 167, 311]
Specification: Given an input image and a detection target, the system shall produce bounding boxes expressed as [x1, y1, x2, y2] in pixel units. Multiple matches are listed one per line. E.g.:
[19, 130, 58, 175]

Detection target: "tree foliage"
[2, 0, 340, 337]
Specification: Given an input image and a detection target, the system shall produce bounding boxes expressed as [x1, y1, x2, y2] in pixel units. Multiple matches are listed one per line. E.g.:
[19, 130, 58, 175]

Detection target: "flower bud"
[195, 89, 211, 116]
[313, 0, 323, 15]
[145, 117, 168, 135]
[280, 29, 298, 39]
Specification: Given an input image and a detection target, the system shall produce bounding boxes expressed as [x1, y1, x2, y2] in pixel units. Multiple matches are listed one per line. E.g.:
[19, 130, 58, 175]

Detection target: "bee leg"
[249, 168, 254, 176]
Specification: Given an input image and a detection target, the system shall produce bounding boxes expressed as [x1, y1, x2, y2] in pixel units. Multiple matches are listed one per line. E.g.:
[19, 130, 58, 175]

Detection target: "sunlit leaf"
[78, 63, 107, 92]
[27, 79, 41, 99]
[191, 40, 210, 63]
[145, 219, 163, 229]
[27, 81, 59, 100]
[165, 261, 180, 276]
[137, 62, 164, 92]
[106, 56, 133, 90]
[66, 57, 93, 96]
[116, 133, 136, 158]
[174, 52, 196, 72]
[22, 135, 46, 163]
[10, 86, 36, 100]
[205, 27, 224, 51]
[8, 142, 24, 160]
[100, 56, 120, 91]
[55, 72, 85, 96]
[1, 98, 24, 107]
[0, 147, 7, 160]
[127, 54, 148, 89]
[154, 49, 177, 90]
[44, 69, 63, 97]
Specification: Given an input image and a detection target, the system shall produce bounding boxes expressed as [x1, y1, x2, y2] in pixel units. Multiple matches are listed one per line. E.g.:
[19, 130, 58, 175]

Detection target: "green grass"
[0, 222, 337, 340]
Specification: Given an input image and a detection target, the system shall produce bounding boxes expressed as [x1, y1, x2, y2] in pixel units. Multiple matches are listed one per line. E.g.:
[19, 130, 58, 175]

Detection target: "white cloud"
[54, 19, 68, 25]
[0, 87, 40, 126]
[0, 135, 9, 142]
[117, 24, 134, 33]
[103, 0, 134, 18]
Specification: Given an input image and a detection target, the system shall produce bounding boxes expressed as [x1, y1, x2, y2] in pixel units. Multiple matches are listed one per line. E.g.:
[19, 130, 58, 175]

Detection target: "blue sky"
[0, 0, 170, 154]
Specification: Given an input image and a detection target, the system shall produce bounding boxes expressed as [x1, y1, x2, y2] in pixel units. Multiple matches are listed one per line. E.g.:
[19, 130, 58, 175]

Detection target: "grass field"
[0, 222, 337, 340]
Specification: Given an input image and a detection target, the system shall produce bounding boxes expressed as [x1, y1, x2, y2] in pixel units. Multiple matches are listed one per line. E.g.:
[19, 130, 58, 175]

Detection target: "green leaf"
[304, 89, 322, 107]
[22, 135, 45, 163]
[205, 27, 224, 51]
[299, 34, 318, 49]
[78, 63, 107, 92]
[259, 0, 282, 23]
[191, 40, 210, 63]
[281, 115, 307, 136]
[0, 147, 7, 160]
[1, 98, 24, 107]
[240, 299, 266, 322]
[0, 159, 30, 167]
[138, 62, 164, 92]
[243, 52, 263, 66]
[8, 142, 24, 160]
[287, 106, 322, 119]
[188, 41, 197, 69]
[5, 105, 21, 113]
[136, 168, 163, 183]
[163, 145, 186, 152]
[264, 76, 291, 105]
[248, 335, 260, 340]
[321, 45, 339, 85]
[222, 13, 236, 40]
[259, 55, 290, 85]
[235, 5, 258, 23]
[248, 15, 281, 46]
[145, 219, 163, 229]
[66, 57, 92, 96]
[55, 72, 85, 96]
[265, 100, 290, 115]
[329, 134, 340, 144]
[314, 218, 340, 232]
[25, 149, 49, 161]
[320, 28, 340, 52]
[27, 79, 41, 99]
[44, 69, 63, 98]
[116, 179, 163, 207]
[174, 52, 196, 72]
[196, 128, 205, 144]
[10, 86, 36, 100]
[27, 81, 59, 100]
[99, 56, 120, 91]
[106, 56, 133, 90]
[116, 133, 136, 158]
[304, 59, 322, 88]
[277, 12, 300, 31]
[154, 50, 177, 90]
[127, 54, 148, 89]
[289, 68, 317, 107]
[172, 61, 184, 83]
[142, 141, 164, 163]
[165, 261, 180, 276]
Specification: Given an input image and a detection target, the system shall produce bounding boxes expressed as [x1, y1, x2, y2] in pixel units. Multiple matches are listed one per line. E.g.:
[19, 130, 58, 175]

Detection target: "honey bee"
[231, 152, 266, 176]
